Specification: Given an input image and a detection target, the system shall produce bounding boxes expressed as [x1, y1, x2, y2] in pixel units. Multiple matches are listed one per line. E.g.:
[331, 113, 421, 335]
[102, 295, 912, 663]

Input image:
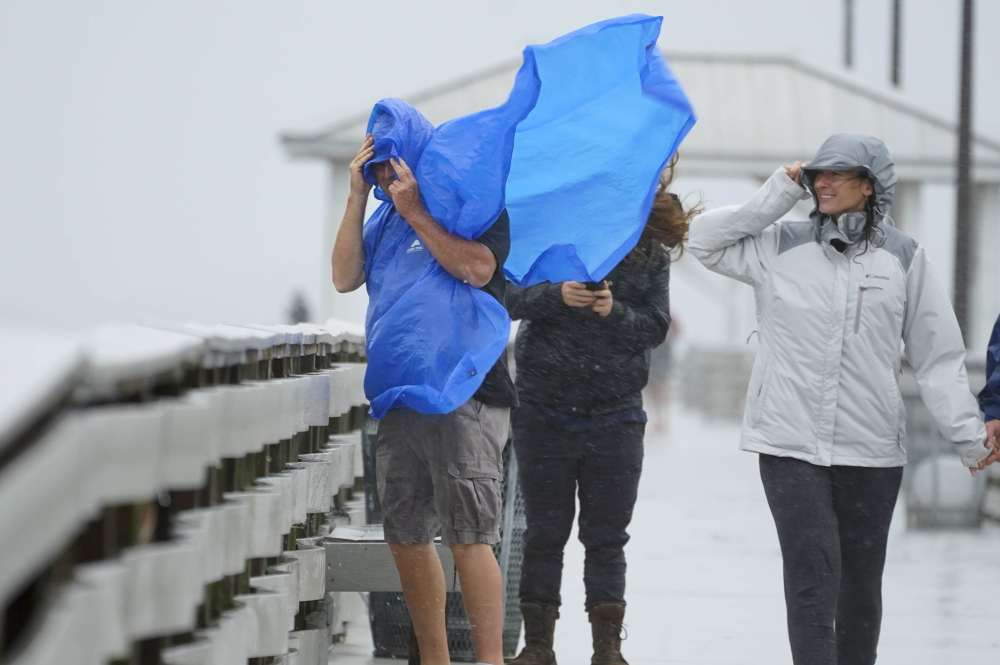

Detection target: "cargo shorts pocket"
[448, 457, 503, 533]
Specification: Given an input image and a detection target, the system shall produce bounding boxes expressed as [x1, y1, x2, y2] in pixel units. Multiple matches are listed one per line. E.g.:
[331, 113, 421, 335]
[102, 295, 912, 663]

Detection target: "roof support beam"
[953, 0, 975, 340]
[891, 0, 903, 86]
[844, 0, 855, 69]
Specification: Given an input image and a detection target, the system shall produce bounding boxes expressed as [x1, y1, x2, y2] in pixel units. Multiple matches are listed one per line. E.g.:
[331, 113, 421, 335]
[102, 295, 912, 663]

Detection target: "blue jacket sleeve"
[980, 311, 1000, 422]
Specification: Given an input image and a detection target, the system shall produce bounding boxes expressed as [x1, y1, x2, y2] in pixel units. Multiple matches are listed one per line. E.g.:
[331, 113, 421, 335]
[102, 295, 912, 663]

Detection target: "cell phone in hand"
[584, 281, 604, 291]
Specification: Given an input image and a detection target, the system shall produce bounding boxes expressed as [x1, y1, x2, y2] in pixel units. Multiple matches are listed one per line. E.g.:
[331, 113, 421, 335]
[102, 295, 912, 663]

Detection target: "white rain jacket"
[689, 135, 988, 468]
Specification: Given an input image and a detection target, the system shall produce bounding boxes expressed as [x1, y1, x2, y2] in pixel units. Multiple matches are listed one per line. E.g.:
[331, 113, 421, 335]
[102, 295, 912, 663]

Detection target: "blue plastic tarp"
[504, 14, 696, 286]
[360, 14, 695, 417]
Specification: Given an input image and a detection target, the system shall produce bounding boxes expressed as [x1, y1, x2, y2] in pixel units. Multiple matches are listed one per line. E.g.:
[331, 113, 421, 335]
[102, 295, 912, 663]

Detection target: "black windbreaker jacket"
[506, 246, 671, 417]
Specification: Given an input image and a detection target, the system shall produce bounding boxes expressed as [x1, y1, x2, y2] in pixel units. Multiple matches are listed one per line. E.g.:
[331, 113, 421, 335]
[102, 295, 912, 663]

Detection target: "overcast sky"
[1, 1, 997, 333]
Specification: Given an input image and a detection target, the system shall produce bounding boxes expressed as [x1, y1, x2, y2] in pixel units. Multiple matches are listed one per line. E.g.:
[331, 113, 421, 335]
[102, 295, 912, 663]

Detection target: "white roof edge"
[280, 56, 524, 145]
[281, 136, 358, 162]
[698, 51, 1000, 153]
[279, 49, 1000, 159]
[280, 56, 521, 144]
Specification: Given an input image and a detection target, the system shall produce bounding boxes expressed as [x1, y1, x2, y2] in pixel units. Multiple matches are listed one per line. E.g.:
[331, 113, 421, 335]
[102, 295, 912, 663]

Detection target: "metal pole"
[844, 0, 854, 68]
[953, 0, 974, 341]
[891, 0, 902, 86]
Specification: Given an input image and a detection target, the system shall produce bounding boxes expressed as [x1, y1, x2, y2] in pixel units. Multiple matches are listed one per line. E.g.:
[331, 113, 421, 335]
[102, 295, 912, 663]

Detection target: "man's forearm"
[404, 209, 495, 287]
[332, 192, 368, 293]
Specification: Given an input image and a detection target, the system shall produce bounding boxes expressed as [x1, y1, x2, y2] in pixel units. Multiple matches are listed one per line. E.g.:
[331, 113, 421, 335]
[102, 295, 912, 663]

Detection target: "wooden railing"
[0, 320, 369, 665]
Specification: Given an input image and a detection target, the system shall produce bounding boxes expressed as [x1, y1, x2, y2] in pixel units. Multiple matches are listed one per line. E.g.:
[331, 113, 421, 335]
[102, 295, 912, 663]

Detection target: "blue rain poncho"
[361, 14, 694, 417]
[362, 87, 538, 418]
[504, 14, 696, 286]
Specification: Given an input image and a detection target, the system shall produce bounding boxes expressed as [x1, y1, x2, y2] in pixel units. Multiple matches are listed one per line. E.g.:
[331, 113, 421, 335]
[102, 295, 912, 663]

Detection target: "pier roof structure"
[282, 51, 1000, 182]
[281, 51, 1000, 353]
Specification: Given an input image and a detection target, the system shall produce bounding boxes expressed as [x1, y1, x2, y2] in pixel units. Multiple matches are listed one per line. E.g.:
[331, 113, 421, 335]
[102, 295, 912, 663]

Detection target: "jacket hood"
[801, 133, 897, 217]
[363, 98, 435, 202]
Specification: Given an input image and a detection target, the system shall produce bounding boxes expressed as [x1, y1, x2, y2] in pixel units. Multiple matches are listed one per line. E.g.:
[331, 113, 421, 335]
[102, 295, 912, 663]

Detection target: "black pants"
[759, 454, 904, 665]
[513, 404, 644, 610]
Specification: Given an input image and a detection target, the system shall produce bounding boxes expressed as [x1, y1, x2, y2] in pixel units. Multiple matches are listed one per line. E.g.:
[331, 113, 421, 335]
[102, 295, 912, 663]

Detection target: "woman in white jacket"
[689, 134, 997, 665]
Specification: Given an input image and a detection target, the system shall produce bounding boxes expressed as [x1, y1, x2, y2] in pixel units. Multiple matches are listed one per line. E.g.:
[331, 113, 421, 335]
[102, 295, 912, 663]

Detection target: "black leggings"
[513, 404, 644, 610]
[759, 454, 903, 665]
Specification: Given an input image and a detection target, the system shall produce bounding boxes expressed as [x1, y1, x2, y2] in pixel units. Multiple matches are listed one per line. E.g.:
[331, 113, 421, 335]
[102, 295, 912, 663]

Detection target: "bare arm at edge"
[332, 135, 374, 293]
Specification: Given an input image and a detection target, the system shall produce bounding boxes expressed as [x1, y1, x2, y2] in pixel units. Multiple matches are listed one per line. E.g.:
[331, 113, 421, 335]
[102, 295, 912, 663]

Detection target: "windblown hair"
[857, 175, 888, 253]
[625, 154, 702, 264]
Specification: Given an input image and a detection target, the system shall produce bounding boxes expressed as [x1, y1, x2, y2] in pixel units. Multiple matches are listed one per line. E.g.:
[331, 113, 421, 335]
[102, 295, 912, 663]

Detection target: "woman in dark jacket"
[507, 161, 698, 665]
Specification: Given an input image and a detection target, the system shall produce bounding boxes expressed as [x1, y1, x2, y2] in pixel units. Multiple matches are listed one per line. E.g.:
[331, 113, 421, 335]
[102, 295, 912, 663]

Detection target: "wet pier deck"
[330, 404, 1000, 664]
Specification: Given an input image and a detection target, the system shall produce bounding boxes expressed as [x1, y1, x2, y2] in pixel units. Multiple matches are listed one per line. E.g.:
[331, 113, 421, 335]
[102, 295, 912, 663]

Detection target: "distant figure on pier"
[689, 133, 999, 665]
[286, 291, 311, 325]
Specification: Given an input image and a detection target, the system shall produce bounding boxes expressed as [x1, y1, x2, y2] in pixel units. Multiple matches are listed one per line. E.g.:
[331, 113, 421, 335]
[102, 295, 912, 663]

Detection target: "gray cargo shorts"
[375, 398, 509, 546]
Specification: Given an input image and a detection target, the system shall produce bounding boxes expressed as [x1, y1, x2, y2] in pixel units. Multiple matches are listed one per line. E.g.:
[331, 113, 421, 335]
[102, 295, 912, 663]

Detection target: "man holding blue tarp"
[332, 119, 520, 665]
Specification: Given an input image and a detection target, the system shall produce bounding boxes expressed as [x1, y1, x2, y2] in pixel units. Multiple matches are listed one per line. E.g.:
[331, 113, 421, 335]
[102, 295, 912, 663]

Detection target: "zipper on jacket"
[854, 285, 883, 334]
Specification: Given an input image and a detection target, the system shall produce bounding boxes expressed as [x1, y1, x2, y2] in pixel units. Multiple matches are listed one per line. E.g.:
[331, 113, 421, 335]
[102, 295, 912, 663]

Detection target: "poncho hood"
[363, 98, 435, 202]
[801, 133, 898, 216]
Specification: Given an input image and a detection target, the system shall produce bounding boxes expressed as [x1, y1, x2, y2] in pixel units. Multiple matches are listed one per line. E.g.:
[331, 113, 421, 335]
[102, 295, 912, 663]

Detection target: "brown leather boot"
[510, 603, 559, 665]
[588, 604, 628, 665]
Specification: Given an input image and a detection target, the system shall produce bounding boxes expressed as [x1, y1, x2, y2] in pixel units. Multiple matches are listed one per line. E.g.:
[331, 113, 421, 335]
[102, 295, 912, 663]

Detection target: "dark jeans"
[759, 454, 903, 665]
[513, 404, 644, 610]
